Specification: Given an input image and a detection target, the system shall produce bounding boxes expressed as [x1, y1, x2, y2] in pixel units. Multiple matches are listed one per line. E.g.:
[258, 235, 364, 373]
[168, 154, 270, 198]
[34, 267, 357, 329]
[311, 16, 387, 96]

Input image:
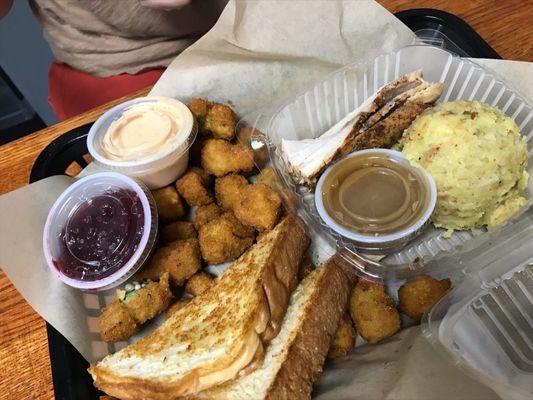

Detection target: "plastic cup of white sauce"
[87, 96, 197, 189]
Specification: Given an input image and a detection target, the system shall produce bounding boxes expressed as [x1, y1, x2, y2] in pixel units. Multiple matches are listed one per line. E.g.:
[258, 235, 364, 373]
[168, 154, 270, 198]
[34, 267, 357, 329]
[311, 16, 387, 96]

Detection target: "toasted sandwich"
[195, 257, 353, 400]
[89, 216, 310, 399]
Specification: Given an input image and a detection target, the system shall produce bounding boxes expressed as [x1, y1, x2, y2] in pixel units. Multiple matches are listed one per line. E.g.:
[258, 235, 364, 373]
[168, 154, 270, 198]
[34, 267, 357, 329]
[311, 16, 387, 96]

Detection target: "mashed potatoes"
[401, 101, 528, 231]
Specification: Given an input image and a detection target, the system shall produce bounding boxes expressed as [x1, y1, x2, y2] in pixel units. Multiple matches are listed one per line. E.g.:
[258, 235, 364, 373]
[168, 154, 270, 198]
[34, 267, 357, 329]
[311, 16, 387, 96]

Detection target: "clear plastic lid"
[236, 44, 533, 394]
[43, 172, 158, 291]
[422, 226, 533, 398]
[236, 44, 533, 281]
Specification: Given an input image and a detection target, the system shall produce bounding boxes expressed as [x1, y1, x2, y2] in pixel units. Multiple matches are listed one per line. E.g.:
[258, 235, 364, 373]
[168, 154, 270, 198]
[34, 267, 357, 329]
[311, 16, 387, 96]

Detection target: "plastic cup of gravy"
[315, 149, 436, 252]
[87, 96, 197, 189]
[43, 172, 158, 291]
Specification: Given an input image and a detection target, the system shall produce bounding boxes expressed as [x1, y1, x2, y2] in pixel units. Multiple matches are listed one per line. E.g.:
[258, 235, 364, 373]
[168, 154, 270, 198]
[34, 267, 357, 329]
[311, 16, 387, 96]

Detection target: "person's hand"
[140, 0, 191, 10]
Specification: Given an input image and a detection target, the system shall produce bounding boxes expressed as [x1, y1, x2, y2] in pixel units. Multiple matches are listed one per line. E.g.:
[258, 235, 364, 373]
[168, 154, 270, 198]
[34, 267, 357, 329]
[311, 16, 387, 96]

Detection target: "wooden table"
[0, 1, 531, 398]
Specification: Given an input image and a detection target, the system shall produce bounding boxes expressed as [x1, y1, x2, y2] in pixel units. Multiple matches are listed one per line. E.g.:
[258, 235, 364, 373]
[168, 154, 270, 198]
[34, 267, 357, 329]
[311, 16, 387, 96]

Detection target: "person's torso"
[30, 0, 228, 76]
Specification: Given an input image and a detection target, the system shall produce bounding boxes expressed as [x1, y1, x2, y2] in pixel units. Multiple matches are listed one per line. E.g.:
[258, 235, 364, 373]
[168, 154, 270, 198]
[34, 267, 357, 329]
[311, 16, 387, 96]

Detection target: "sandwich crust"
[263, 259, 351, 400]
[195, 257, 353, 400]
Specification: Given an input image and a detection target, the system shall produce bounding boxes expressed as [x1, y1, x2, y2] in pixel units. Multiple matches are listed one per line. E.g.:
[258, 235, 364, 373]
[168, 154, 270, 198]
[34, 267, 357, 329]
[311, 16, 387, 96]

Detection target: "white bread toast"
[89, 216, 310, 399]
[195, 257, 352, 400]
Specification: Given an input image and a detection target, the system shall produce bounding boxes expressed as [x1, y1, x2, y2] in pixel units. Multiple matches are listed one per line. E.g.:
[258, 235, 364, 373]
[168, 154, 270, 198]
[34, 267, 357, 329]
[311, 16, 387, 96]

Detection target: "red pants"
[48, 62, 165, 121]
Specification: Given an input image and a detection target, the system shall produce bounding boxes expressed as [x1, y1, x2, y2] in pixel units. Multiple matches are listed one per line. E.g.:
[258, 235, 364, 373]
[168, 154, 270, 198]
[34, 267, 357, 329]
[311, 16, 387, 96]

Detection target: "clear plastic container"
[43, 172, 158, 291]
[237, 44, 533, 281]
[87, 96, 197, 189]
[422, 229, 533, 399]
[234, 44, 533, 396]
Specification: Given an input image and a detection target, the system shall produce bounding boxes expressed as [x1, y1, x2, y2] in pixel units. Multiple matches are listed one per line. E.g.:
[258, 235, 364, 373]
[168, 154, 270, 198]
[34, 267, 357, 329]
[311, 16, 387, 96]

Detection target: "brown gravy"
[321, 153, 430, 236]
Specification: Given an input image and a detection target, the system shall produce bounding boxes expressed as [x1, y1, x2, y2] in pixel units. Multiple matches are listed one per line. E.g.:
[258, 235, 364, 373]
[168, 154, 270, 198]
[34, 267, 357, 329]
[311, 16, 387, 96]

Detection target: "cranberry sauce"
[53, 189, 144, 281]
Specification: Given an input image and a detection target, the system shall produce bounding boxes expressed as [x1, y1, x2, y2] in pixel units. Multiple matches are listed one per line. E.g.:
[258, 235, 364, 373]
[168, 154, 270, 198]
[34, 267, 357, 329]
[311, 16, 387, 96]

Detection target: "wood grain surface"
[0, 1, 531, 398]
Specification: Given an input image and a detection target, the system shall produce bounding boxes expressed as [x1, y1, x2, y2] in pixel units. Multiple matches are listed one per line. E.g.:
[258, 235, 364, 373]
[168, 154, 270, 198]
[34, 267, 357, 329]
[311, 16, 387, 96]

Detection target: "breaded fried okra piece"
[185, 271, 215, 296]
[175, 167, 214, 206]
[327, 312, 356, 358]
[188, 99, 236, 140]
[187, 98, 213, 134]
[215, 174, 249, 210]
[234, 183, 282, 231]
[398, 275, 452, 320]
[194, 203, 223, 230]
[152, 186, 186, 223]
[99, 273, 173, 342]
[349, 279, 401, 344]
[257, 167, 283, 193]
[98, 301, 136, 343]
[160, 221, 197, 244]
[204, 104, 236, 140]
[201, 139, 254, 177]
[198, 212, 255, 264]
[136, 239, 202, 286]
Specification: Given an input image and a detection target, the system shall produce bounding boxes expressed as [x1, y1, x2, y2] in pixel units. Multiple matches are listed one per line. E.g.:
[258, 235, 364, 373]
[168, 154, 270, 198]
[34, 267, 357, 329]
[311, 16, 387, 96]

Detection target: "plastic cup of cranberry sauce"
[43, 172, 158, 291]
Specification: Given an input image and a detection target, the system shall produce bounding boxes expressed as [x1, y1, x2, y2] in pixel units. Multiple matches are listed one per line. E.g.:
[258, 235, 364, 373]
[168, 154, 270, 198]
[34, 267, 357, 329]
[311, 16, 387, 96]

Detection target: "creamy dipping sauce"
[102, 97, 189, 161]
[321, 153, 431, 236]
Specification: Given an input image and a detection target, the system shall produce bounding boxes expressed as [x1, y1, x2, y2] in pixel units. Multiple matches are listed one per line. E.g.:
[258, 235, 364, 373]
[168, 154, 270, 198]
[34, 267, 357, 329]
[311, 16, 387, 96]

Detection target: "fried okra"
[234, 183, 282, 231]
[257, 167, 282, 193]
[187, 98, 213, 135]
[160, 221, 197, 244]
[175, 167, 214, 206]
[398, 275, 452, 320]
[99, 273, 173, 342]
[152, 186, 186, 223]
[198, 212, 255, 264]
[328, 312, 356, 358]
[99, 301, 136, 343]
[194, 203, 223, 230]
[349, 279, 401, 344]
[201, 139, 255, 177]
[136, 239, 202, 286]
[188, 99, 236, 140]
[185, 271, 215, 296]
[204, 104, 236, 140]
[215, 174, 249, 210]
[237, 126, 269, 168]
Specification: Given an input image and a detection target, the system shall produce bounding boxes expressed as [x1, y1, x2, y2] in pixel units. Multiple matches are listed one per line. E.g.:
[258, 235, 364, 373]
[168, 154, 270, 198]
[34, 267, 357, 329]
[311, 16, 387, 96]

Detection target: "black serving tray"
[395, 8, 500, 59]
[29, 9, 500, 400]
